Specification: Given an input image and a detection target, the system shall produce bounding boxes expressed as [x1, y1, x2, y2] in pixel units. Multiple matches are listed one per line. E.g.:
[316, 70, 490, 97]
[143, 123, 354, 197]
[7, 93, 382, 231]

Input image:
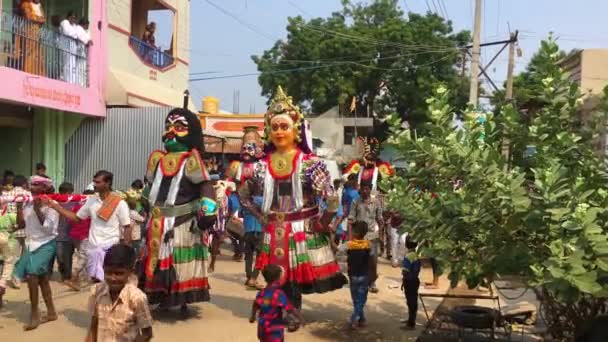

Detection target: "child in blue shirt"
[401, 235, 421, 330]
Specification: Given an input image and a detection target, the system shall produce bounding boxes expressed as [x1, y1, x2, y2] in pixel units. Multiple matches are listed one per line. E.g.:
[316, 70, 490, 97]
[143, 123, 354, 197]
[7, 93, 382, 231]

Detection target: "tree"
[252, 0, 470, 131]
[384, 36, 608, 339]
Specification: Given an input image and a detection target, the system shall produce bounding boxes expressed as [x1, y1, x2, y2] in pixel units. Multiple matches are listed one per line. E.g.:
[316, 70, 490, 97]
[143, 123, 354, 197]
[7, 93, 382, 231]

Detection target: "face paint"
[163, 113, 190, 152]
[270, 115, 296, 152]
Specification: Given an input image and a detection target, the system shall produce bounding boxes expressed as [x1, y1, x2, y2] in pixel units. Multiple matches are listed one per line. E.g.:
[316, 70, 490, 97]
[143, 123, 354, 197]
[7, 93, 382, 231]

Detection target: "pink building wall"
[0, 0, 107, 117]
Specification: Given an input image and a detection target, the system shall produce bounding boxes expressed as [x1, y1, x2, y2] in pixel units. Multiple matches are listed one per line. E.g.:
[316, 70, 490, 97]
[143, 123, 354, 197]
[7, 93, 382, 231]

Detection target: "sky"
[186, 0, 608, 113]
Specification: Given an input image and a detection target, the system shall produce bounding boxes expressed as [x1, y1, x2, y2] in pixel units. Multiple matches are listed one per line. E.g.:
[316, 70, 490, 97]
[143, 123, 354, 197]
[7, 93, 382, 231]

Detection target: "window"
[130, 0, 175, 69]
[344, 126, 372, 145]
[344, 127, 355, 145]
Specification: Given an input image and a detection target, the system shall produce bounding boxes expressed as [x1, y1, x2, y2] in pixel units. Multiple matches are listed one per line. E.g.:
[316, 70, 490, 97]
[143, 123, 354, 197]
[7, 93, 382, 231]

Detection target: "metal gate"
[65, 107, 167, 192]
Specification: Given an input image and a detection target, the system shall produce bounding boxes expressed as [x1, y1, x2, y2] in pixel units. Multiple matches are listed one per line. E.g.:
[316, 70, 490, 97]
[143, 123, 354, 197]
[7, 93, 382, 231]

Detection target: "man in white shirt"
[75, 18, 91, 87]
[48, 170, 130, 289]
[59, 11, 78, 84]
[12, 176, 59, 330]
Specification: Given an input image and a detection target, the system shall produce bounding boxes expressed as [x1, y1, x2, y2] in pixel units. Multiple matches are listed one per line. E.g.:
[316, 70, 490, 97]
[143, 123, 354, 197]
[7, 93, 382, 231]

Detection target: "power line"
[287, 0, 313, 18]
[424, 0, 432, 12]
[296, 22, 461, 52]
[402, 0, 411, 13]
[189, 51, 459, 82]
[439, 0, 450, 21]
[431, 0, 445, 17]
[203, 0, 277, 42]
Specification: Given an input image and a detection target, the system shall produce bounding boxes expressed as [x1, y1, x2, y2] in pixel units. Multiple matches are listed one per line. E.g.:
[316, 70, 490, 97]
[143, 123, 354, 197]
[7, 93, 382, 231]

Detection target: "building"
[560, 49, 608, 153]
[105, 0, 193, 108]
[198, 96, 264, 159]
[0, 0, 106, 180]
[308, 106, 374, 163]
[66, 0, 195, 190]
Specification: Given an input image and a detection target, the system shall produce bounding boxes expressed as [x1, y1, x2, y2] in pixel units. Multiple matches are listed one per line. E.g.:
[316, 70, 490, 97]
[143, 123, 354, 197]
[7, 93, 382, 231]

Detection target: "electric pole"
[469, 0, 482, 106]
[505, 30, 519, 102]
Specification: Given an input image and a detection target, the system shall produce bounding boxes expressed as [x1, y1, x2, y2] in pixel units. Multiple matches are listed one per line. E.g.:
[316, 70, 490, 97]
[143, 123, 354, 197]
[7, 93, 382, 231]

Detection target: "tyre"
[450, 305, 497, 329]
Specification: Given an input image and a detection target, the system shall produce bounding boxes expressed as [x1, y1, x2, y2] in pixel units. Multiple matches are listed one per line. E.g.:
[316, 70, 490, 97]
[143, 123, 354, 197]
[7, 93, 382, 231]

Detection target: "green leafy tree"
[384, 37, 608, 339]
[252, 0, 470, 130]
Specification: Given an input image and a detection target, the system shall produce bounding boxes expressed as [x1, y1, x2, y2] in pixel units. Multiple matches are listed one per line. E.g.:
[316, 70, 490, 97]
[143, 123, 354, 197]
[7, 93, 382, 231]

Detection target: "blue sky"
[187, 0, 608, 113]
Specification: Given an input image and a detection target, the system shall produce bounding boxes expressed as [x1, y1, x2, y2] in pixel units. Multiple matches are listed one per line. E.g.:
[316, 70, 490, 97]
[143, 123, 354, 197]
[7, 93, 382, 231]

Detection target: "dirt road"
[0, 253, 442, 342]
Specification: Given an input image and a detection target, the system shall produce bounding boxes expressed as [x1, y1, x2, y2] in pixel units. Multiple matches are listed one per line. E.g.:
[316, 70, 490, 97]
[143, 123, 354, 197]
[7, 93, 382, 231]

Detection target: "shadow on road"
[62, 308, 90, 329]
[0, 299, 29, 326]
[151, 305, 203, 323]
[209, 293, 252, 319]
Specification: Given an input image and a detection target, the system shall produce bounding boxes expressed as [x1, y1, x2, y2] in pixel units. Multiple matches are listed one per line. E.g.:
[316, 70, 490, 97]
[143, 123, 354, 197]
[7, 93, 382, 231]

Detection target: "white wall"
[309, 106, 373, 163]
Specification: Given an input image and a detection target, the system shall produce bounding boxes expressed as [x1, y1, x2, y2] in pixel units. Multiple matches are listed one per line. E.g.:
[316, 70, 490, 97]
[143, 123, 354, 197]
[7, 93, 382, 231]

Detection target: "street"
[0, 250, 442, 342]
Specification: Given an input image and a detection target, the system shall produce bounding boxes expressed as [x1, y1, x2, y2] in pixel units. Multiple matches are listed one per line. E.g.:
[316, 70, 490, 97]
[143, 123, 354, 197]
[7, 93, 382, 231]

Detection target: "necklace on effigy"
[269, 150, 298, 178]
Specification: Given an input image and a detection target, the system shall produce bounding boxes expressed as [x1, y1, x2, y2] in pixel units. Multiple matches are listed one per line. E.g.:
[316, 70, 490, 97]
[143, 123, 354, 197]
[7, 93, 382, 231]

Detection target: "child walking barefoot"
[250, 264, 301, 341]
[87, 244, 153, 342]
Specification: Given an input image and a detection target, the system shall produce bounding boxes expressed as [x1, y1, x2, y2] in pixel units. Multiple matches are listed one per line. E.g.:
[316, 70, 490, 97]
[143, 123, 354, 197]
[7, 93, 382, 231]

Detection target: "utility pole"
[503, 30, 519, 166]
[505, 30, 519, 102]
[468, 0, 482, 106]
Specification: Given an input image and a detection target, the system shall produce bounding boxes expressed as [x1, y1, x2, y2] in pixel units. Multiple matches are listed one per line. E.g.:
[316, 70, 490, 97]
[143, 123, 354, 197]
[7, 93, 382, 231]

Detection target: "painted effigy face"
[163, 113, 190, 152]
[269, 115, 296, 152]
[241, 131, 263, 161]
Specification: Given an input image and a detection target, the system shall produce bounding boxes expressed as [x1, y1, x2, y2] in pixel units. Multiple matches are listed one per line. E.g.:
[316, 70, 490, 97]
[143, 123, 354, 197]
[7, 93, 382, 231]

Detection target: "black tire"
[450, 305, 497, 329]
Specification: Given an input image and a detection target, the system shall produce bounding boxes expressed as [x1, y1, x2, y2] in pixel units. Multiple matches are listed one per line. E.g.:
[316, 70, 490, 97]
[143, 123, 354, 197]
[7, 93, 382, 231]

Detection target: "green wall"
[0, 126, 32, 176]
[32, 109, 83, 184]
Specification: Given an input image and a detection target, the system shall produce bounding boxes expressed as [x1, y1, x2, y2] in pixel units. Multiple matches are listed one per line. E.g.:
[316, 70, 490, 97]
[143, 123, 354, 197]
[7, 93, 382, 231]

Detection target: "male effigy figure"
[142, 108, 217, 314]
[343, 137, 394, 258]
[239, 87, 347, 309]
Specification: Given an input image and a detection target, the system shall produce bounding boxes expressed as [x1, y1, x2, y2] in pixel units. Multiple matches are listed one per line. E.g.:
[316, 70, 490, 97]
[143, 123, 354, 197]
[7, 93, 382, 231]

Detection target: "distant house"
[308, 106, 374, 164]
[559, 49, 608, 154]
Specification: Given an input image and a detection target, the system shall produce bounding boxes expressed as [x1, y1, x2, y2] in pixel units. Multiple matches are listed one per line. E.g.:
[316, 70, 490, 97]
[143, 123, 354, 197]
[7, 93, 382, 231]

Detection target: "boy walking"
[401, 236, 421, 330]
[250, 264, 301, 341]
[348, 182, 383, 293]
[347, 221, 373, 330]
[87, 244, 153, 342]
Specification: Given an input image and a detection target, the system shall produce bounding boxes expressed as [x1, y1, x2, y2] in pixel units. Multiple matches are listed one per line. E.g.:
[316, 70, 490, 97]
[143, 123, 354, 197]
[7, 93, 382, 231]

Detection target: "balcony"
[0, 12, 88, 87]
[129, 35, 174, 69]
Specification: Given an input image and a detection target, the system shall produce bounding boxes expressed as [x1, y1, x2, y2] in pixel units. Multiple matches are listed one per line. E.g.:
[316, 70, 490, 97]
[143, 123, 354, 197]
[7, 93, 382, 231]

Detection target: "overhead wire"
[189, 50, 460, 82]
[439, 0, 450, 21]
[203, 0, 277, 42]
[295, 22, 462, 52]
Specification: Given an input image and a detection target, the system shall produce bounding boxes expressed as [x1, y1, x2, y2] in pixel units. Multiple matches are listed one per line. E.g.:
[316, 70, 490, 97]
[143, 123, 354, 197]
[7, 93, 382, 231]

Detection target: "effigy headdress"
[358, 136, 380, 157]
[264, 86, 305, 143]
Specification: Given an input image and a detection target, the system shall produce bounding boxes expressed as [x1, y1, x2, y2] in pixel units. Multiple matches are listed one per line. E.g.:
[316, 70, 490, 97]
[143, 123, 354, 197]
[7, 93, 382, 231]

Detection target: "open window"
[130, 0, 175, 69]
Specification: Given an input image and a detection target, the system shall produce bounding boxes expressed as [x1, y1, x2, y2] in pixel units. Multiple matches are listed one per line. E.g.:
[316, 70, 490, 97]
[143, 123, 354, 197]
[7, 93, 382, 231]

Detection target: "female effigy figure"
[239, 86, 347, 309]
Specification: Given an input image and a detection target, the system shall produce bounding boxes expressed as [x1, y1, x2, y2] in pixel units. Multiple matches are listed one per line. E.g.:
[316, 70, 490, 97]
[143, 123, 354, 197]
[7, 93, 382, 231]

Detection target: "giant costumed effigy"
[226, 126, 265, 184]
[238, 86, 347, 309]
[141, 108, 218, 311]
[343, 136, 394, 193]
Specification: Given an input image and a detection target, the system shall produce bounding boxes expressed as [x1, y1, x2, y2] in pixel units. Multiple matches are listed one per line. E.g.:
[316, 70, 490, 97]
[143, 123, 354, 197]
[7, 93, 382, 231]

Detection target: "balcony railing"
[129, 35, 174, 69]
[0, 12, 88, 87]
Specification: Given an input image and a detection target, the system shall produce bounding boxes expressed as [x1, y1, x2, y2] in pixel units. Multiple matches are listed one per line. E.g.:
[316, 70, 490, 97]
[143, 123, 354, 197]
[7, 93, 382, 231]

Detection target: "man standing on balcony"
[59, 11, 78, 84]
[76, 18, 91, 87]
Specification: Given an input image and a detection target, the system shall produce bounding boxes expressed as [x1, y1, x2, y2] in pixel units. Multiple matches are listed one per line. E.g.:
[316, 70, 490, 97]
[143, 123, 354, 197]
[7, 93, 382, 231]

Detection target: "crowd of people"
[9, 0, 91, 86]
[0, 90, 437, 341]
